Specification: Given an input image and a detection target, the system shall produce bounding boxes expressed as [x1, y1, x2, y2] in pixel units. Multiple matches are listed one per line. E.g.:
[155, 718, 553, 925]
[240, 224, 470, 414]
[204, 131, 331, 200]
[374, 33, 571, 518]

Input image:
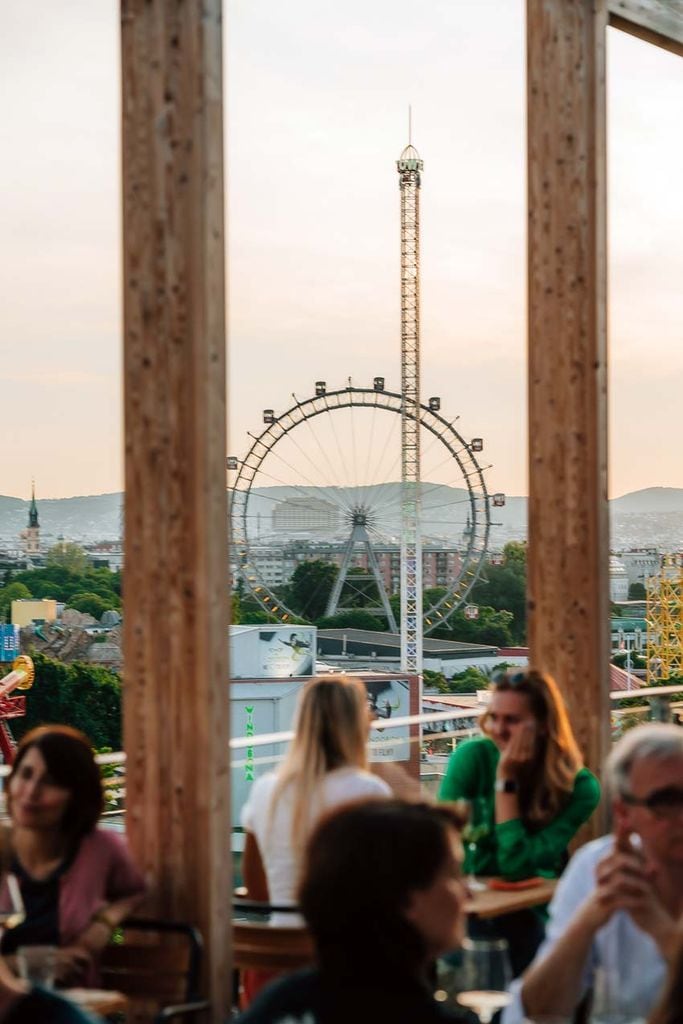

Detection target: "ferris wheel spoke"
[323, 398, 355, 492]
[365, 406, 400, 493]
[260, 441, 355, 518]
[297, 409, 355, 508]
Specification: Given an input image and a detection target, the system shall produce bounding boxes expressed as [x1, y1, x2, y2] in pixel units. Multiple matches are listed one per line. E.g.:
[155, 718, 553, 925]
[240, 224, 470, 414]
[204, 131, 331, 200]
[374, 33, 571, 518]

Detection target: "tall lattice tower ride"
[397, 141, 424, 673]
[646, 554, 683, 685]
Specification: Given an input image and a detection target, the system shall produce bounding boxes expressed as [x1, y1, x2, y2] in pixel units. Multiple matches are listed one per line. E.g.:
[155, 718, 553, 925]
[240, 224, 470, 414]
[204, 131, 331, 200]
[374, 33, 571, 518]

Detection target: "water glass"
[590, 967, 649, 1024]
[451, 937, 513, 1023]
[17, 945, 57, 989]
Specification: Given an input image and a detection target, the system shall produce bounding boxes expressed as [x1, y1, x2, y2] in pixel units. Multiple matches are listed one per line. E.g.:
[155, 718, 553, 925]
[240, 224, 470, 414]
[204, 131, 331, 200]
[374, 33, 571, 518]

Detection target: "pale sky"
[0, 1, 681, 501]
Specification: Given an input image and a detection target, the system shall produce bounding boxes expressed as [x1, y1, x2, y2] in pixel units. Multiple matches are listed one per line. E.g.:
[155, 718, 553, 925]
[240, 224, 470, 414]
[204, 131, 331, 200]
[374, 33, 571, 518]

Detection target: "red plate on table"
[487, 877, 545, 891]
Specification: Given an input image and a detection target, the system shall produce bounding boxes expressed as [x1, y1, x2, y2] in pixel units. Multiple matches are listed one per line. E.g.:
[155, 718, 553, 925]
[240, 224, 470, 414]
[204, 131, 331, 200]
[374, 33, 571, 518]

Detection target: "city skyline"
[1, 1, 681, 500]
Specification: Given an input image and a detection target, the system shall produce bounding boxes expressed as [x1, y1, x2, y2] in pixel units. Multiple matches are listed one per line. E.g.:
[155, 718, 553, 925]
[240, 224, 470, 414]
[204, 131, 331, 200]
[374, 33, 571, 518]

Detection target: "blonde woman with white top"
[241, 674, 390, 923]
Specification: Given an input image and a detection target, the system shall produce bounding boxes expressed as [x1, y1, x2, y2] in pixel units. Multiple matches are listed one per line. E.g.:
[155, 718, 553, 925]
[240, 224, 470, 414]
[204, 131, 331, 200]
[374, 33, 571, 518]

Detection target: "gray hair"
[605, 723, 683, 799]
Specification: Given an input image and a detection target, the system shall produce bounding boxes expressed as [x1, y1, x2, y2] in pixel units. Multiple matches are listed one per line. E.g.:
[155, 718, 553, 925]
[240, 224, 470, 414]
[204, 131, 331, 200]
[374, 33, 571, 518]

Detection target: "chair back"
[232, 919, 315, 972]
[101, 917, 207, 1023]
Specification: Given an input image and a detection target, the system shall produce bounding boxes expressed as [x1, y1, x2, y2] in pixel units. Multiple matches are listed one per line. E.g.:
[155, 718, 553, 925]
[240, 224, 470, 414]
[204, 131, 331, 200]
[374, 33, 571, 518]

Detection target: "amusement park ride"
[228, 133, 506, 673]
[0, 655, 35, 763]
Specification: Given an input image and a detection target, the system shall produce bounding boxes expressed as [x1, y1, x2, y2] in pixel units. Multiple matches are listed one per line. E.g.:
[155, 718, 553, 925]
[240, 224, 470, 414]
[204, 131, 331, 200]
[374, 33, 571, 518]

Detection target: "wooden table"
[62, 988, 129, 1018]
[465, 878, 557, 919]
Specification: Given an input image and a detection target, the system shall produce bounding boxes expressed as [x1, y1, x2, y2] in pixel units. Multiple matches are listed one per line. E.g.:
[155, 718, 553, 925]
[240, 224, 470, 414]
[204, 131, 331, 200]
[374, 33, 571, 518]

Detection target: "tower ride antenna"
[397, 141, 424, 673]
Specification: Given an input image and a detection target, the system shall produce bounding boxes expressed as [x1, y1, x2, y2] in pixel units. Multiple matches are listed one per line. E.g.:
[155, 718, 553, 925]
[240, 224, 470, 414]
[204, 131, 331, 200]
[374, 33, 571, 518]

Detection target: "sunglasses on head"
[493, 671, 529, 687]
[621, 785, 683, 820]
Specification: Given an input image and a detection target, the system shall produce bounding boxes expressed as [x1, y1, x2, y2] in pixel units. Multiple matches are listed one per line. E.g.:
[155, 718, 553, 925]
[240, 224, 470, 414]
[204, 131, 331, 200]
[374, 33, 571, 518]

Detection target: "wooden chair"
[232, 899, 316, 1010]
[232, 919, 315, 973]
[100, 917, 209, 1023]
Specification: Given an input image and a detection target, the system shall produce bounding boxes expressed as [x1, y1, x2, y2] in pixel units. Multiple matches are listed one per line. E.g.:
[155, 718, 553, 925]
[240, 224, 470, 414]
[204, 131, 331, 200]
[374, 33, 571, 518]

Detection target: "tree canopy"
[7, 652, 122, 749]
[287, 560, 338, 621]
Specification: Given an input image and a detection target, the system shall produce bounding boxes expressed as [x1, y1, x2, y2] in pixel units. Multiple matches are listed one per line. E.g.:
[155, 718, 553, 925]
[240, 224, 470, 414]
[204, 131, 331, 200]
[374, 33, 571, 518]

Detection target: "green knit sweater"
[438, 736, 600, 880]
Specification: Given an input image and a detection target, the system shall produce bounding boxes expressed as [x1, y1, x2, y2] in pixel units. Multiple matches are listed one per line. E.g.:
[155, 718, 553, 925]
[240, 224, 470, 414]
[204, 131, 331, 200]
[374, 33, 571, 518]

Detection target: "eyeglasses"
[621, 786, 683, 820]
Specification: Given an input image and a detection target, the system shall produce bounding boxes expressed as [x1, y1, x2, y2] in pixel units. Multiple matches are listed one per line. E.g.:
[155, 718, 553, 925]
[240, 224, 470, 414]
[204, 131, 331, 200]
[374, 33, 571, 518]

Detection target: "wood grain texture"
[608, 0, 683, 56]
[120, 1, 231, 1018]
[526, 0, 611, 807]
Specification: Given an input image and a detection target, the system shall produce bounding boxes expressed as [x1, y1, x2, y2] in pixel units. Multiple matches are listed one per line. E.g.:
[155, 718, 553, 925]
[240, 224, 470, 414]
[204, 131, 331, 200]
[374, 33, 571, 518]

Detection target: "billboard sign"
[257, 627, 315, 678]
[0, 625, 20, 664]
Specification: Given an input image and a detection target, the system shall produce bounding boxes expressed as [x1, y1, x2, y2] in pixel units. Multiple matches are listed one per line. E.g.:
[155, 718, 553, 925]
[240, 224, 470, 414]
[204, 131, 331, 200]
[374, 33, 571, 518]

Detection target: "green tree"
[468, 546, 527, 644]
[316, 609, 386, 631]
[628, 582, 646, 600]
[69, 592, 112, 619]
[287, 560, 338, 621]
[0, 582, 32, 622]
[46, 542, 88, 575]
[10, 653, 122, 749]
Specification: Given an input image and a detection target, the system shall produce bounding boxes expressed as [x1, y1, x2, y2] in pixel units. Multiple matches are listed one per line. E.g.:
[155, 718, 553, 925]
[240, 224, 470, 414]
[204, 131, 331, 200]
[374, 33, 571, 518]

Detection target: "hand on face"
[590, 823, 675, 944]
[497, 720, 537, 780]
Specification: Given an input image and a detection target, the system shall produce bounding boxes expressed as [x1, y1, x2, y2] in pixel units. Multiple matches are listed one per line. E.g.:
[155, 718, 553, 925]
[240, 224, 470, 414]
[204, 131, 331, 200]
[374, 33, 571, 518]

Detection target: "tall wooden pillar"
[121, 1, 230, 1017]
[526, 0, 611, 784]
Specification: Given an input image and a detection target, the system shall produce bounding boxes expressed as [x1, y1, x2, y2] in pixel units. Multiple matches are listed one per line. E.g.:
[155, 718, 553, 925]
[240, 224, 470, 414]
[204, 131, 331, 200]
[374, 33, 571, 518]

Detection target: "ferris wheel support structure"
[397, 141, 424, 673]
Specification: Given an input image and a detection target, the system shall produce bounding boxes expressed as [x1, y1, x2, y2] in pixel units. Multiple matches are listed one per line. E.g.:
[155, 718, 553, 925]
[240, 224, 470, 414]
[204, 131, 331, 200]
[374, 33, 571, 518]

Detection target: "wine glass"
[454, 938, 513, 1023]
[461, 797, 490, 893]
[0, 873, 26, 932]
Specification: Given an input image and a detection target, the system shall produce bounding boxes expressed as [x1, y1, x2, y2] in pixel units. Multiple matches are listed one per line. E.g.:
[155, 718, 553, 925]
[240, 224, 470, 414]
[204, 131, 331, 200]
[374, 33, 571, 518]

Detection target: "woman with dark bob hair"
[0, 726, 145, 986]
[237, 799, 469, 1024]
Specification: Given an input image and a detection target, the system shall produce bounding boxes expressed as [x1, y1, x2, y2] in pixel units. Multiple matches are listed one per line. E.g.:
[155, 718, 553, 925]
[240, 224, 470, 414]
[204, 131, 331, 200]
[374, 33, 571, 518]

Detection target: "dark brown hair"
[481, 669, 583, 826]
[8, 725, 104, 843]
[298, 799, 463, 975]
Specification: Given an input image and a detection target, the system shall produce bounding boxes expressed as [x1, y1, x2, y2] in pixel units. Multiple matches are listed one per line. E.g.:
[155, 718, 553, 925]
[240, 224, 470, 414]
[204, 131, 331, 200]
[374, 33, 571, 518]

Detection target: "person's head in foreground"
[606, 722, 683, 864]
[299, 799, 466, 976]
[7, 725, 103, 848]
[481, 668, 583, 823]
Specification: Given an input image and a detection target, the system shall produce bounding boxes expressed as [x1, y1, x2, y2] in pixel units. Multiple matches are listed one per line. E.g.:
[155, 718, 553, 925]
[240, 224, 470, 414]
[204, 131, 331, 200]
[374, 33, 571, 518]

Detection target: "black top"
[1, 854, 74, 955]
[235, 967, 468, 1024]
[4, 988, 98, 1024]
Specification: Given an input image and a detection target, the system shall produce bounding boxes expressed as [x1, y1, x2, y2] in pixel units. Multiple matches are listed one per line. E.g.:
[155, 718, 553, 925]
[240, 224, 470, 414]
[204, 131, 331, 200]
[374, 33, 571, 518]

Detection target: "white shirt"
[503, 834, 668, 1023]
[241, 766, 390, 923]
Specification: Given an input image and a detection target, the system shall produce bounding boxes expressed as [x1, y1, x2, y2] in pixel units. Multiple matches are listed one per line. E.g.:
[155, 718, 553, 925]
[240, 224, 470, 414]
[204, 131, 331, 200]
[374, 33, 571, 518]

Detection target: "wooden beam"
[120, 2, 230, 1019]
[608, 0, 683, 57]
[526, 0, 611, 802]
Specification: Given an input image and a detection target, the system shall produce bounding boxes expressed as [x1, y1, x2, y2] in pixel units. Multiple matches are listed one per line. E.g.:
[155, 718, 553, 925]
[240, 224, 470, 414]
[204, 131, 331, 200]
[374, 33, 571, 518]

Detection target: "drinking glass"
[461, 797, 490, 893]
[453, 937, 513, 1023]
[590, 967, 649, 1024]
[17, 946, 57, 989]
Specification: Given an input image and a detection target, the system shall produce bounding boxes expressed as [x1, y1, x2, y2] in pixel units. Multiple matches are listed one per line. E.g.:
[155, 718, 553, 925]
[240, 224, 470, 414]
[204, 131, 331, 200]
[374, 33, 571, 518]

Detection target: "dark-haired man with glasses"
[505, 723, 683, 1023]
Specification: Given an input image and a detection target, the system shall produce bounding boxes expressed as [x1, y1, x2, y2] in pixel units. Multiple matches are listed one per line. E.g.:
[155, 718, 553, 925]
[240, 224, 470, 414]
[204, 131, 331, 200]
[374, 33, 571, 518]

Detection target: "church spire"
[28, 481, 39, 529]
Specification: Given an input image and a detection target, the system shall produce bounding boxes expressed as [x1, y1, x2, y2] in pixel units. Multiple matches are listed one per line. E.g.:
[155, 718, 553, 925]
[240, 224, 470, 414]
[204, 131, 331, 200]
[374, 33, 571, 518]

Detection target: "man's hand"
[55, 945, 93, 986]
[589, 825, 678, 957]
[497, 722, 536, 779]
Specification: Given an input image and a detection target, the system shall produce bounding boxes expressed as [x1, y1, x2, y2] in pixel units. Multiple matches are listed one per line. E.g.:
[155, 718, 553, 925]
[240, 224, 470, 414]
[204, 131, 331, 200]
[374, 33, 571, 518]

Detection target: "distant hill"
[610, 487, 683, 513]
[0, 493, 123, 545]
[0, 485, 681, 550]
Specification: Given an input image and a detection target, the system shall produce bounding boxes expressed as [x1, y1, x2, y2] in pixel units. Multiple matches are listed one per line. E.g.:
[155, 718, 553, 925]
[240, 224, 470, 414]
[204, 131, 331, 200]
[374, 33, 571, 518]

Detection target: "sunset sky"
[1, 1, 681, 501]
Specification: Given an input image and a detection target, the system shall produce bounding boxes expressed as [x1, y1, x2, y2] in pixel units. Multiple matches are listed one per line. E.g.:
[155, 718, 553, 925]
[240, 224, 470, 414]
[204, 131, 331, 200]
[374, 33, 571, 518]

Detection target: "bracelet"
[494, 778, 518, 794]
[91, 908, 117, 932]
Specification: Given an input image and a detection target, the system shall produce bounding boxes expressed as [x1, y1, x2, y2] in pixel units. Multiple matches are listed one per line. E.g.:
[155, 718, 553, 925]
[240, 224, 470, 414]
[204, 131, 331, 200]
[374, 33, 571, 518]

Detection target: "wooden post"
[121, 1, 230, 1018]
[526, 0, 611, 789]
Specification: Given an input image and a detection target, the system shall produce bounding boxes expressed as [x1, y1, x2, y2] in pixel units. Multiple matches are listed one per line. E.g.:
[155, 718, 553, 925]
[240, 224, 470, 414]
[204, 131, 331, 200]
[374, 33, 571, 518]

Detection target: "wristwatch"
[494, 778, 518, 794]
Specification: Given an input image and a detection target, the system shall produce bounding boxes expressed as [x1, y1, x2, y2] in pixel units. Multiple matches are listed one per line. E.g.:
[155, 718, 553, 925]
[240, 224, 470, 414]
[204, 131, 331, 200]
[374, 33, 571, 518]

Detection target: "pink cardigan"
[1, 828, 146, 985]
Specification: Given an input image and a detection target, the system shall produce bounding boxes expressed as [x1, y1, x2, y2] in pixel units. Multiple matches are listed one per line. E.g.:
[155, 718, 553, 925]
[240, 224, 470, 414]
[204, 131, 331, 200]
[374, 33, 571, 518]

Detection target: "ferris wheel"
[228, 379, 504, 635]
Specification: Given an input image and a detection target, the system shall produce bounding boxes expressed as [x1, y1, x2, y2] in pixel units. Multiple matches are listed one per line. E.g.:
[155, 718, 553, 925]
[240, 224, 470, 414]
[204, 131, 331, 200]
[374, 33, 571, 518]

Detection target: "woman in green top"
[438, 668, 600, 974]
